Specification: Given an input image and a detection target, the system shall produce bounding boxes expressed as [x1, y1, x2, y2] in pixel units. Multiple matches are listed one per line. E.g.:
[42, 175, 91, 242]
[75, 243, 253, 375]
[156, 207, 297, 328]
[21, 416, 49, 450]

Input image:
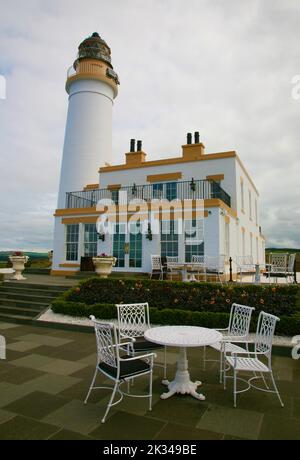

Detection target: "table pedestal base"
[160, 347, 205, 401]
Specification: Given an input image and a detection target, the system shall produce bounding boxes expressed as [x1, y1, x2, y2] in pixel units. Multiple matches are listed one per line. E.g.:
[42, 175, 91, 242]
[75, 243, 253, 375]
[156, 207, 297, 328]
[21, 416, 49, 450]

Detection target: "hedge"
[63, 277, 299, 317]
[51, 298, 300, 336]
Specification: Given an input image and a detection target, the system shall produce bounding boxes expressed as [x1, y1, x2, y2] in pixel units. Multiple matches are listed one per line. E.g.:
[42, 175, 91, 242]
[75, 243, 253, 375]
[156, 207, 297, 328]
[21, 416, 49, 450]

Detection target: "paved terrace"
[0, 321, 299, 440]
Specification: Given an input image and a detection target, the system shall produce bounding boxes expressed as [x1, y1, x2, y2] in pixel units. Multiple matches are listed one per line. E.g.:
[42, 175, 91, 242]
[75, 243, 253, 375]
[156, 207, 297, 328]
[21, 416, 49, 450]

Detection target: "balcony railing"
[65, 179, 231, 209]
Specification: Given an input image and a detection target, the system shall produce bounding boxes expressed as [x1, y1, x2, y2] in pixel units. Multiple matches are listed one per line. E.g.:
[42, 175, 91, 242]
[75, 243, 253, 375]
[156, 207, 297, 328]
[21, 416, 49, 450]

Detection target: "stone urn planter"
[9, 254, 29, 280]
[92, 255, 117, 279]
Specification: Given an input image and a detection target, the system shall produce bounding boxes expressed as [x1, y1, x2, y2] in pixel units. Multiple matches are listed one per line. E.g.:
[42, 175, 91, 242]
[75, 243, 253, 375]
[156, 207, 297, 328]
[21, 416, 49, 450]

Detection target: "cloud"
[0, 0, 299, 250]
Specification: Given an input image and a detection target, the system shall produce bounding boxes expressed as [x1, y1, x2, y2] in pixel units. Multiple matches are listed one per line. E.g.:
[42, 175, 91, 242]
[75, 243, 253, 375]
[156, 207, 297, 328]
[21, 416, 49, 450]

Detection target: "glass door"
[113, 222, 143, 269]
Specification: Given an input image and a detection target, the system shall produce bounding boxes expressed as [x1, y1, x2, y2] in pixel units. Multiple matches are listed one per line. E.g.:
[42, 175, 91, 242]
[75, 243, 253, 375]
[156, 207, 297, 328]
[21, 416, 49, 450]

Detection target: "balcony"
[65, 179, 231, 209]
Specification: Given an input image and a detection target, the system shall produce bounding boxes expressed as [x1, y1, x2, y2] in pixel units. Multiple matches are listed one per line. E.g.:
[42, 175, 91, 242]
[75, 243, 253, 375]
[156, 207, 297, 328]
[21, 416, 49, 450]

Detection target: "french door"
[113, 222, 143, 269]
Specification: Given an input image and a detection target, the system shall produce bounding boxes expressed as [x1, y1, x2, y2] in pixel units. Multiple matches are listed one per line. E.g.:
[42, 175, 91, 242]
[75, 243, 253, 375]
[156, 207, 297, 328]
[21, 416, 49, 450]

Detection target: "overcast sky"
[0, 0, 299, 251]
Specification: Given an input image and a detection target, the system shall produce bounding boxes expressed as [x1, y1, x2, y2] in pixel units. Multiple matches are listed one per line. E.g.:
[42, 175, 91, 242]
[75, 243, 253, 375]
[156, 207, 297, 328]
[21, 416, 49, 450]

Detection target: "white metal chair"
[166, 256, 181, 281]
[265, 252, 288, 283]
[286, 253, 296, 284]
[190, 255, 206, 281]
[85, 316, 155, 423]
[204, 255, 226, 284]
[235, 255, 255, 283]
[150, 255, 163, 280]
[116, 303, 167, 382]
[224, 311, 284, 408]
[203, 303, 255, 382]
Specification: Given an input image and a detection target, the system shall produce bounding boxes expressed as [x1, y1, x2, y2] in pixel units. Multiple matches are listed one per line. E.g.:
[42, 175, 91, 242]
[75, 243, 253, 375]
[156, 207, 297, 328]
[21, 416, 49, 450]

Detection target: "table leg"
[160, 347, 205, 401]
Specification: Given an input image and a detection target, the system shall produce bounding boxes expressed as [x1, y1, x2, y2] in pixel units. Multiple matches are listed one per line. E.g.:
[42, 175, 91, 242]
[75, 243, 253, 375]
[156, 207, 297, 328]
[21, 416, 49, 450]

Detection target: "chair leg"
[84, 368, 98, 404]
[233, 369, 237, 408]
[270, 371, 284, 407]
[223, 357, 227, 390]
[219, 349, 223, 384]
[149, 370, 153, 411]
[102, 380, 119, 423]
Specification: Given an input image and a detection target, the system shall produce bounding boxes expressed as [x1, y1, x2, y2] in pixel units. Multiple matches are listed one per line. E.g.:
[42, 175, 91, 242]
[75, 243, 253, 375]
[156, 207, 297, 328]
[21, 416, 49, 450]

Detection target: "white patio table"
[144, 325, 222, 401]
[168, 263, 200, 282]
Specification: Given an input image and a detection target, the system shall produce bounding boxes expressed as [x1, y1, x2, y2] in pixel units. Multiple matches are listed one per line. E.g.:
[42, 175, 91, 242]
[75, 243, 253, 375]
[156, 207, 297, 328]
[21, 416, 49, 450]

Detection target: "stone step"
[0, 313, 37, 325]
[0, 286, 64, 298]
[3, 282, 69, 291]
[0, 304, 42, 318]
[0, 292, 58, 303]
[0, 297, 49, 310]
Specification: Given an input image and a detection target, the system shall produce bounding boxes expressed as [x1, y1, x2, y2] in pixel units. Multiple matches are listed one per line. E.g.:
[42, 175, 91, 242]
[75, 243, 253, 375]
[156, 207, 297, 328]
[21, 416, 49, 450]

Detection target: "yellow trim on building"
[224, 215, 230, 224]
[62, 216, 98, 224]
[107, 184, 121, 190]
[206, 174, 224, 181]
[54, 207, 98, 217]
[83, 183, 99, 190]
[99, 151, 237, 172]
[146, 172, 182, 183]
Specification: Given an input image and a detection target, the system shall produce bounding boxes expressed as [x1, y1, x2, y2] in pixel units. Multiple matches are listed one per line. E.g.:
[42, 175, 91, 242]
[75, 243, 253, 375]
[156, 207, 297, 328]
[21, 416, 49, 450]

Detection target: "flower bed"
[51, 278, 300, 336]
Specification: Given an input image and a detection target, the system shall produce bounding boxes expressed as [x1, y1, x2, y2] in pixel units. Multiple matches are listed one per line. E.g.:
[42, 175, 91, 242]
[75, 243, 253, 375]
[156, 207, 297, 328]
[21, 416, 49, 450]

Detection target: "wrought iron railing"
[65, 179, 231, 209]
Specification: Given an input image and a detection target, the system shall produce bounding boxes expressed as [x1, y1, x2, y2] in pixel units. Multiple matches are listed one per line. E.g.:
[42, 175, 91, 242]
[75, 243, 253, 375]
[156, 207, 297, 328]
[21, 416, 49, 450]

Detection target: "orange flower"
[174, 298, 179, 304]
[210, 300, 215, 305]
[260, 298, 264, 304]
[272, 287, 276, 292]
[226, 298, 231, 303]
[75, 287, 80, 293]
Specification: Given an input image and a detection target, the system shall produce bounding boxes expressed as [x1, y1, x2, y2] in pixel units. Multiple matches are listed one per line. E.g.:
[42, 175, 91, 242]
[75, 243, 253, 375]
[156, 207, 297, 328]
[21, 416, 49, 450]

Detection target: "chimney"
[182, 132, 205, 160]
[130, 139, 136, 152]
[126, 139, 147, 166]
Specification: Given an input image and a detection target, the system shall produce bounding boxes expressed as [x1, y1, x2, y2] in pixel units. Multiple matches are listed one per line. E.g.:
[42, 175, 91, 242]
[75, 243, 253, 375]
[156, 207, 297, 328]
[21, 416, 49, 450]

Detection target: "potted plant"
[9, 251, 29, 280]
[92, 253, 117, 278]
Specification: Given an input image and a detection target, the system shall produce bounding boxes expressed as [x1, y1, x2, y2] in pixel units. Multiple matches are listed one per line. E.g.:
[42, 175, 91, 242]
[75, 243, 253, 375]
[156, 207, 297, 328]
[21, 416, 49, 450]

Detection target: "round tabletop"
[144, 325, 222, 348]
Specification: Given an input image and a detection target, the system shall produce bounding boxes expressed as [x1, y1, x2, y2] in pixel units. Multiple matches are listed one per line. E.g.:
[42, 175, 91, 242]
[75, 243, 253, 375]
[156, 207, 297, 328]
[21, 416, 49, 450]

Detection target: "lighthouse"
[56, 32, 119, 209]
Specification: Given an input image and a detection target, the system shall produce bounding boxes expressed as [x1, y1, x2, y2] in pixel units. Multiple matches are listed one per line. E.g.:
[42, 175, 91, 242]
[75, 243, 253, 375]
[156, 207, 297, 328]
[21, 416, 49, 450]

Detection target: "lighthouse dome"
[75, 32, 112, 67]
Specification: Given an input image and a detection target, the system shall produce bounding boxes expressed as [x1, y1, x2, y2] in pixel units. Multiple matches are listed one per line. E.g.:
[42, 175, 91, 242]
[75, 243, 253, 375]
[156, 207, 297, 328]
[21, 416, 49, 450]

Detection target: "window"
[153, 183, 163, 199]
[249, 190, 252, 220]
[111, 189, 119, 205]
[129, 222, 142, 268]
[241, 179, 244, 211]
[66, 224, 79, 261]
[224, 222, 230, 257]
[153, 182, 177, 200]
[184, 220, 204, 262]
[84, 223, 97, 257]
[166, 182, 177, 200]
[242, 230, 245, 256]
[161, 221, 179, 258]
[113, 223, 126, 268]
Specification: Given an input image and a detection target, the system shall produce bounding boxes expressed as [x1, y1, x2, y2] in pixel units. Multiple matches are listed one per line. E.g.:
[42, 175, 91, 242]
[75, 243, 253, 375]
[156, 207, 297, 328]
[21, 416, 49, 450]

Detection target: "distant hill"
[266, 248, 300, 254]
[0, 251, 48, 262]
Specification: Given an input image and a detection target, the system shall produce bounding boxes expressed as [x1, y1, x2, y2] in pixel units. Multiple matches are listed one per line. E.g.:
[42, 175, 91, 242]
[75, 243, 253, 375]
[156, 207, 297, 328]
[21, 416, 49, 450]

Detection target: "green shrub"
[52, 297, 300, 336]
[64, 277, 298, 317]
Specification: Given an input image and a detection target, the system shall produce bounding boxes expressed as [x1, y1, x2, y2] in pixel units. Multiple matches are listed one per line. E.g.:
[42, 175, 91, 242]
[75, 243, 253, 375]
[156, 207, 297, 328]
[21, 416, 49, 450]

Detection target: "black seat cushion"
[99, 356, 150, 380]
[133, 336, 163, 352]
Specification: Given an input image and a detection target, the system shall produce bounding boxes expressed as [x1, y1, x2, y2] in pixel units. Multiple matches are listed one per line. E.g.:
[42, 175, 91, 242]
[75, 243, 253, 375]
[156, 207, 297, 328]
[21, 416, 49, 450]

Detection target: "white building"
[52, 33, 265, 278]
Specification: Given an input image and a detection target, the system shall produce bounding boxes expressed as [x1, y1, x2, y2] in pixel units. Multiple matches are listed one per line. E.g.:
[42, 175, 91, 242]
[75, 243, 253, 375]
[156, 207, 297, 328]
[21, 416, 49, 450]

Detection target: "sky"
[0, 0, 299, 251]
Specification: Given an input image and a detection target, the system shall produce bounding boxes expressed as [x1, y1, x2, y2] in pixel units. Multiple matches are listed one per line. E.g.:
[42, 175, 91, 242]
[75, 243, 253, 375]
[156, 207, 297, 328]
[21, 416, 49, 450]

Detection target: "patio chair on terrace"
[224, 311, 284, 408]
[116, 302, 168, 383]
[235, 255, 255, 283]
[150, 255, 163, 280]
[166, 256, 181, 281]
[265, 253, 288, 283]
[85, 316, 155, 423]
[203, 303, 255, 383]
[204, 255, 226, 284]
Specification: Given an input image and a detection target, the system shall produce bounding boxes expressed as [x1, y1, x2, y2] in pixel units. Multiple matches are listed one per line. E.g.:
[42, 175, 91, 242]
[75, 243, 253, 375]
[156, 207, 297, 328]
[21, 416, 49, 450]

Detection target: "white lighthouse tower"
[57, 32, 119, 209]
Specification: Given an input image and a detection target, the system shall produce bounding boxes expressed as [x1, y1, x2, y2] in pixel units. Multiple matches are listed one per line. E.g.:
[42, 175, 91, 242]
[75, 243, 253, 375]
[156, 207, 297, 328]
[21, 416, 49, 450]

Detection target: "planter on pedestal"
[92, 256, 117, 279]
[9, 255, 29, 280]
